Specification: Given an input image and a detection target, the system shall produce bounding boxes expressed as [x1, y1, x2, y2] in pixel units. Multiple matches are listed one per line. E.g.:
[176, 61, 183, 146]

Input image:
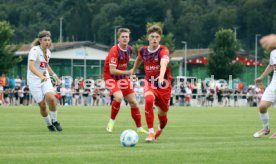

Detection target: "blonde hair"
[31, 30, 52, 47]
[147, 25, 162, 35]
[117, 28, 131, 38]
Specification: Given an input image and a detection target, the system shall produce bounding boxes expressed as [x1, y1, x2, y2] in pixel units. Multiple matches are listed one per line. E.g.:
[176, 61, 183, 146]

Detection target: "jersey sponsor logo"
[40, 62, 48, 68]
[118, 63, 128, 68]
[111, 57, 117, 64]
[145, 65, 160, 71]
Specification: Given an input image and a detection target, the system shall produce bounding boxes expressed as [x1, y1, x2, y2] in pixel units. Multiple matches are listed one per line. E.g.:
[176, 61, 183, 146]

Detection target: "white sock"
[43, 115, 52, 126]
[260, 112, 269, 129]
[149, 128, 154, 134]
[50, 111, 58, 123]
[109, 119, 115, 123]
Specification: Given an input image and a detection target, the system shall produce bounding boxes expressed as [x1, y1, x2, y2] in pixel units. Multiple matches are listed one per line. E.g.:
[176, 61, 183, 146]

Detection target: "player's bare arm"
[109, 65, 131, 75]
[29, 60, 47, 82]
[131, 57, 143, 75]
[255, 64, 273, 84]
[157, 59, 169, 84]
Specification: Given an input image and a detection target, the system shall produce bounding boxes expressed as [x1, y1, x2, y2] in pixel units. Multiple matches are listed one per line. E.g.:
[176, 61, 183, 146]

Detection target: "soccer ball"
[120, 129, 139, 147]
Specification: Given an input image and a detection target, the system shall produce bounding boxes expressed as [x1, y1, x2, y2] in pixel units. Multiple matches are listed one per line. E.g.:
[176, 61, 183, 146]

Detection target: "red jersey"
[138, 45, 172, 82]
[104, 45, 133, 80]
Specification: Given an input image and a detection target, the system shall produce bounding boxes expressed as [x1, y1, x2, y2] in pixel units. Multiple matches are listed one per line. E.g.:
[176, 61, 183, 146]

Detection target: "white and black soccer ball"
[120, 129, 139, 147]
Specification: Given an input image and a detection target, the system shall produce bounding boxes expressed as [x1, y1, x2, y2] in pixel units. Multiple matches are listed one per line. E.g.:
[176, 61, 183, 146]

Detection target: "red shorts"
[104, 77, 134, 96]
[144, 82, 172, 112]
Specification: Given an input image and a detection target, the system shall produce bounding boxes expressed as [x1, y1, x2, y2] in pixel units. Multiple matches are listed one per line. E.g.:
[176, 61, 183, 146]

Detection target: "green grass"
[0, 106, 276, 164]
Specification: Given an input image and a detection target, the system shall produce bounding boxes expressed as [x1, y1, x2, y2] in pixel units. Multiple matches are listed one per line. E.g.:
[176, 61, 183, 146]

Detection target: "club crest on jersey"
[154, 55, 159, 62]
[143, 55, 147, 60]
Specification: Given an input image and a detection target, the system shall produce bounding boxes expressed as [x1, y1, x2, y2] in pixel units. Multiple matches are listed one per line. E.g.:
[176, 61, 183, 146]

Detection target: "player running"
[131, 25, 172, 142]
[104, 28, 147, 134]
[253, 34, 276, 138]
[27, 30, 62, 132]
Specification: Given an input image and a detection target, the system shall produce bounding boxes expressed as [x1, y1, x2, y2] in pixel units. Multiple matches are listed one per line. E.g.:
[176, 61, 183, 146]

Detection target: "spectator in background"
[234, 89, 240, 107]
[9, 76, 15, 89]
[23, 85, 30, 106]
[0, 73, 8, 90]
[0, 84, 3, 105]
[92, 86, 100, 106]
[15, 75, 22, 87]
[217, 89, 223, 106]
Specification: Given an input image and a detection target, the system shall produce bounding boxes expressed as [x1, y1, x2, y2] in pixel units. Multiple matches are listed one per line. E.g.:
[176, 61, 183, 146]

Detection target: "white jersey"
[262, 49, 276, 102]
[269, 49, 276, 88]
[27, 45, 51, 82]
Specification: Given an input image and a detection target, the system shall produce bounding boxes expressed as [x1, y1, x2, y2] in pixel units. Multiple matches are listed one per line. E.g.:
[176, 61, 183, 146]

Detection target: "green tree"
[207, 28, 243, 80]
[0, 21, 22, 74]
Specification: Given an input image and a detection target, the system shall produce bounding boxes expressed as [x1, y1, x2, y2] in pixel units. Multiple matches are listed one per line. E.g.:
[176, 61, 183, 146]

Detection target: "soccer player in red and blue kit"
[131, 25, 172, 142]
[104, 28, 147, 134]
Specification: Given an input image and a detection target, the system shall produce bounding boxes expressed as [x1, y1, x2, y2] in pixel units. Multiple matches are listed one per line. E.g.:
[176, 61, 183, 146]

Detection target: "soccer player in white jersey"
[27, 30, 62, 132]
[253, 34, 276, 138]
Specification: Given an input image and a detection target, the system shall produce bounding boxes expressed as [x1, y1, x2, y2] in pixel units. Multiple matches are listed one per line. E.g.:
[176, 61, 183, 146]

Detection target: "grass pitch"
[0, 106, 276, 164]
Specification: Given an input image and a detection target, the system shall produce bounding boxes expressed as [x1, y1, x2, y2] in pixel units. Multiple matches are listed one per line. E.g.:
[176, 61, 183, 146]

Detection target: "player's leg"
[43, 79, 62, 131]
[154, 86, 171, 140]
[124, 92, 147, 134]
[45, 92, 62, 131]
[154, 107, 168, 140]
[106, 90, 123, 133]
[253, 87, 274, 138]
[29, 82, 55, 131]
[144, 91, 155, 141]
[253, 100, 271, 138]
[38, 100, 55, 131]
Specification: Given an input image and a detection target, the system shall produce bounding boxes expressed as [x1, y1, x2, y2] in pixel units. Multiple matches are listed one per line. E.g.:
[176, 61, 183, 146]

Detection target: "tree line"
[0, 0, 275, 51]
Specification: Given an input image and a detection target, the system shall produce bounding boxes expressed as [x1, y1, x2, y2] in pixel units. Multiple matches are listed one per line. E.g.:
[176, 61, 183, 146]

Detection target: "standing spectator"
[60, 85, 66, 105]
[92, 87, 100, 106]
[0, 84, 3, 105]
[217, 89, 223, 106]
[18, 87, 24, 105]
[0, 73, 8, 89]
[233, 89, 240, 107]
[23, 85, 30, 106]
[15, 75, 22, 87]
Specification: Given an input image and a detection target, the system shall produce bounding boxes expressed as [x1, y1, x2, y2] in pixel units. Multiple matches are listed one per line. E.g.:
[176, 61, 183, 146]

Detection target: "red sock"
[131, 107, 142, 128]
[110, 100, 121, 120]
[158, 114, 168, 130]
[145, 95, 154, 129]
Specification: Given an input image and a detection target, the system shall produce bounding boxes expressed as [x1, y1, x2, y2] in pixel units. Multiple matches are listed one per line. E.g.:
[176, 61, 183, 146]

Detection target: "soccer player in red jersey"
[131, 25, 172, 142]
[104, 28, 147, 134]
